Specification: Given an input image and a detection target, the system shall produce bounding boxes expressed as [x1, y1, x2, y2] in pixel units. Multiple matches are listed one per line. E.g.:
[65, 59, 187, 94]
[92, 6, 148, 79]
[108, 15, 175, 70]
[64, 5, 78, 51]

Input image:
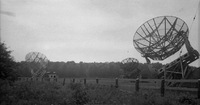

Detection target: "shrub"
[67, 83, 89, 105]
[1, 80, 200, 105]
[0, 42, 18, 81]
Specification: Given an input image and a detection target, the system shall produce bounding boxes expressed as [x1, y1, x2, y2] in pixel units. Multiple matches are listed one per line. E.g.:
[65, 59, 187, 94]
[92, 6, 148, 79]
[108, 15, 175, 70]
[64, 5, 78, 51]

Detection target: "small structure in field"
[45, 72, 58, 79]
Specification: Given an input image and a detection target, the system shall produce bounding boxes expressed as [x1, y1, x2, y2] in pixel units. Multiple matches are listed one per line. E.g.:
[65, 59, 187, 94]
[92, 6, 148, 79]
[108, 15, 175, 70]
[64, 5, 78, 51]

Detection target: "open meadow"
[1, 78, 200, 105]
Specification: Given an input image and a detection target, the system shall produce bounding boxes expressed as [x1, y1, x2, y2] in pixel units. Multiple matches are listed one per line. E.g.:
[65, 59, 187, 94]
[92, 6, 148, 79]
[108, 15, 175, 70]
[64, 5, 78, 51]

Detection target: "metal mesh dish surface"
[25, 52, 48, 69]
[133, 16, 189, 60]
[121, 58, 139, 71]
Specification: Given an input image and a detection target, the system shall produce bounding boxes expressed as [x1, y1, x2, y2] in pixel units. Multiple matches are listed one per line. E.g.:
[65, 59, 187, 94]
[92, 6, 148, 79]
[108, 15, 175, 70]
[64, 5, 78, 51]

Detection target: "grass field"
[2, 78, 199, 105]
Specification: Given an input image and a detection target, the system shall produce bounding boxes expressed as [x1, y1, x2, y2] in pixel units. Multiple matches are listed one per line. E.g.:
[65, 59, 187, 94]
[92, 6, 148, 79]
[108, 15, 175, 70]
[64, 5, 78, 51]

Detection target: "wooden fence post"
[135, 78, 139, 92]
[63, 78, 65, 86]
[115, 78, 118, 88]
[96, 78, 99, 84]
[84, 78, 86, 85]
[198, 79, 200, 99]
[161, 79, 165, 97]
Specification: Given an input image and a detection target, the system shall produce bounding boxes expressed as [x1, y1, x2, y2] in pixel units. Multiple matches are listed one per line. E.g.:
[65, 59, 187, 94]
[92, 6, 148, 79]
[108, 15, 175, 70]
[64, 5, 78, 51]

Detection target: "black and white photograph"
[0, 0, 200, 105]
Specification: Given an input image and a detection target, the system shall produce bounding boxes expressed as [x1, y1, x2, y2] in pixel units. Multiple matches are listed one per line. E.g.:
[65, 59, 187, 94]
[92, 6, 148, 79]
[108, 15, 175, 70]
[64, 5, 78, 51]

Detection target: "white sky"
[1, 0, 200, 66]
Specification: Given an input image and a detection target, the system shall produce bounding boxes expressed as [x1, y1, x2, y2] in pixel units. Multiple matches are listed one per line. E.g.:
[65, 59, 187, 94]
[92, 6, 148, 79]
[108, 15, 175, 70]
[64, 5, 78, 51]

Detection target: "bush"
[0, 81, 67, 105]
[0, 42, 18, 82]
[1, 80, 200, 105]
[67, 83, 89, 105]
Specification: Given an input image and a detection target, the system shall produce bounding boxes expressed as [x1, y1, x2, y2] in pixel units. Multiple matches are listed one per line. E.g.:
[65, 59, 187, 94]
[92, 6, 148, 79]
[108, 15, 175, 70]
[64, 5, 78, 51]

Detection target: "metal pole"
[198, 79, 200, 99]
[164, 66, 166, 80]
[63, 78, 65, 86]
[161, 79, 165, 97]
[198, 1, 200, 67]
[135, 78, 139, 92]
[84, 78, 86, 85]
[96, 78, 99, 84]
[115, 78, 118, 88]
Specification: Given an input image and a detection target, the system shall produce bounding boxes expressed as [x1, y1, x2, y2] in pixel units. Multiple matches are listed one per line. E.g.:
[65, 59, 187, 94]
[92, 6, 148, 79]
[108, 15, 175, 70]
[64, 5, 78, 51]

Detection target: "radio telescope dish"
[121, 58, 139, 72]
[120, 58, 140, 78]
[133, 16, 189, 61]
[25, 52, 49, 77]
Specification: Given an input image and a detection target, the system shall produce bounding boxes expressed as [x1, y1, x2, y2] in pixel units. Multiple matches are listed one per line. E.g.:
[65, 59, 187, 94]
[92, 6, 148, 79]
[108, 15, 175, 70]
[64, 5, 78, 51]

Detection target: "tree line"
[17, 61, 164, 79]
[0, 42, 163, 80]
[1, 42, 199, 80]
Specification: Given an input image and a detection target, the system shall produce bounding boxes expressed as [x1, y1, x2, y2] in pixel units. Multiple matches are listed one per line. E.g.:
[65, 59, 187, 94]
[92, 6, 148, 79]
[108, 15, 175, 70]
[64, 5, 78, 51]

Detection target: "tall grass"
[0, 79, 199, 105]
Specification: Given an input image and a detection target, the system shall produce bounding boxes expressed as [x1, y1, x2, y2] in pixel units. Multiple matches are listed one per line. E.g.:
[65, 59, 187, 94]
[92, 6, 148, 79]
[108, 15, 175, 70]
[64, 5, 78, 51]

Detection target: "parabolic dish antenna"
[133, 16, 189, 61]
[121, 58, 139, 71]
[25, 52, 49, 77]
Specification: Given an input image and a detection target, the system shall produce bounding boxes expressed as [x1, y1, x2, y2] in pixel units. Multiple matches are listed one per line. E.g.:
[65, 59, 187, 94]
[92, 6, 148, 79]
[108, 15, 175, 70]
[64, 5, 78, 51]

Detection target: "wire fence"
[18, 77, 200, 98]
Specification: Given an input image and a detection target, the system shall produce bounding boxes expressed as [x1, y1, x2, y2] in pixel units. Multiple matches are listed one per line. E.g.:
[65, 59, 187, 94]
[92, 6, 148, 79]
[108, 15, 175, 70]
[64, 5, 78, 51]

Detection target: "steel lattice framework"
[120, 58, 140, 78]
[121, 58, 139, 71]
[133, 16, 189, 60]
[25, 52, 49, 78]
[133, 16, 199, 84]
[121, 58, 139, 65]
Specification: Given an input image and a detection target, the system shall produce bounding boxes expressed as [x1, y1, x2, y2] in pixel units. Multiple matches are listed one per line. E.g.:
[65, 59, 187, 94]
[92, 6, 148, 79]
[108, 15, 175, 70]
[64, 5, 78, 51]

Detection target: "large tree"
[0, 42, 17, 81]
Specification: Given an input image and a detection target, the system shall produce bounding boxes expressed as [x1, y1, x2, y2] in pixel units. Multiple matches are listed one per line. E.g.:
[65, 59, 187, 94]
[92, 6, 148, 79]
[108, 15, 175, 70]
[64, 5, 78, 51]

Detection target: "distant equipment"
[121, 58, 139, 70]
[25, 52, 49, 78]
[133, 16, 199, 84]
[120, 58, 140, 78]
[45, 72, 58, 79]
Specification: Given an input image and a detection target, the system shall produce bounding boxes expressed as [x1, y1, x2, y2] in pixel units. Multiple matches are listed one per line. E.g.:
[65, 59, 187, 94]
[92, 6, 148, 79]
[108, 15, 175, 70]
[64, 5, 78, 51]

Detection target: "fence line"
[165, 79, 198, 83]
[17, 77, 200, 98]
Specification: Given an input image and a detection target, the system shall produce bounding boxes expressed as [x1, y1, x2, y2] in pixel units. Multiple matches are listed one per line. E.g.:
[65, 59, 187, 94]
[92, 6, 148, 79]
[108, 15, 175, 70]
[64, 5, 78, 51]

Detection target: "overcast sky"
[1, 0, 200, 66]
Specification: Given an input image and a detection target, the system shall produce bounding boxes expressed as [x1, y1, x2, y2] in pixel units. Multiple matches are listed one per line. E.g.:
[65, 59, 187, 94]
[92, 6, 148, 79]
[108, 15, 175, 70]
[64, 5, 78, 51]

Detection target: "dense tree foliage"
[17, 60, 164, 79]
[0, 43, 18, 81]
[16, 57, 200, 79]
[0, 43, 164, 79]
